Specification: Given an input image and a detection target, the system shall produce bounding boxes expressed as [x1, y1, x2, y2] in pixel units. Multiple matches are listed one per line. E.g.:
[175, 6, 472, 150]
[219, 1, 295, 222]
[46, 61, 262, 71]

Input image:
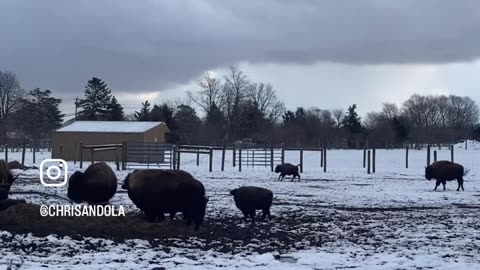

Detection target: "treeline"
[2, 68, 480, 148]
[0, 71, 64, 143]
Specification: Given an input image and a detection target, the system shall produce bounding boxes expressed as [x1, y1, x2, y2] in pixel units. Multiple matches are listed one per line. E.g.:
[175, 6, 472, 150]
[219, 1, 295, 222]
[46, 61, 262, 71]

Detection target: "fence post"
[196, 150, 200, 166]
[121, 140, 126, 170]
[239, 147, 242, 172]
[90, 148, 94, 165]
[405, 145, 409, 169]
[4, 144, 8, 163]
[451, 145, 454, 162]
[372, 148, 376, 173]
[320, 148, 323, 167]
[221, 145, 226, 171]
[281, 148, 285, 164]
[209, 147, 213, 172]
[363, 148, 366, 168]
[59, 145, 64, 159]
[177, 150, 181, 170]
[427, 145, 431, 166]
[32, 141, 36, 165]
[367, 150, 371, 174]
[172, 146, 177, 170]
[115, 147, 120, 171]
[233, 148, 236, 167]
[79, 142, 84, 169]
[270, 145, 274, 172]
[73, 141, 77, 165]
[300, 148, 304, 173]
[433, 150, 437, 162]
[323, 147, 327, 173]
[21, 140, 26, 166]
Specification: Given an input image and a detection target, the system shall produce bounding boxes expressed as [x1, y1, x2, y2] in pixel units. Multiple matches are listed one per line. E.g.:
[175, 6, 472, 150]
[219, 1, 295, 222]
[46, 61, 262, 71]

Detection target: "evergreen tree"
[14, 88, 64, 140]
[134, 100, 151, 121]
[151, 103, 176, 130]
[174, 104, 201, 144]
[106, 96, 124, 121]
[342, 104, 363, 134]
[203, 102, 226, 143]
[78, 77, 112, 120]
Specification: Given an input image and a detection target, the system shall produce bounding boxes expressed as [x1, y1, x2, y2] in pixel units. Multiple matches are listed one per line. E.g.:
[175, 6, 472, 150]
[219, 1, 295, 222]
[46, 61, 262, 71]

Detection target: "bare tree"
[222, 66, 250, 138]
[381, 103, 399, 119]
[364, 112, 382, 129]
[447, 95, 479, 128]
[187, 72, 224, 115]
[247, 82, 285, 121]
[0, 71, 24, 121]
[332, 108, 344, 128]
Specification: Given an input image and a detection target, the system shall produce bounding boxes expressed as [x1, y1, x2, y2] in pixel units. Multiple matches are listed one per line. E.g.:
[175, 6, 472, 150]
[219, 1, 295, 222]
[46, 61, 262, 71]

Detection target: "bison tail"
[464, 168, 470, 176]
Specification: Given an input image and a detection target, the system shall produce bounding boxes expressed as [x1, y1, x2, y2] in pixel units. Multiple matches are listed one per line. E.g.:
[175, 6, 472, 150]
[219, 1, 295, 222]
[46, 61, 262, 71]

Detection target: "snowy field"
[1, 142, 480, 269]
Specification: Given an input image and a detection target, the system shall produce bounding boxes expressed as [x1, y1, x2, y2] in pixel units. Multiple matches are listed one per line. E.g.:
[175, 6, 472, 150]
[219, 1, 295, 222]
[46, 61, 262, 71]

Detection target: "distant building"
[51, 121, 170, 161]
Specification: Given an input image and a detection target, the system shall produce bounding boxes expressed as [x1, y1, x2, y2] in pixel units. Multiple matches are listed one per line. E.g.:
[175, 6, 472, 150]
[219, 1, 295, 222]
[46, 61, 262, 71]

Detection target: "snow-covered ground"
[1, 146, 480, 270]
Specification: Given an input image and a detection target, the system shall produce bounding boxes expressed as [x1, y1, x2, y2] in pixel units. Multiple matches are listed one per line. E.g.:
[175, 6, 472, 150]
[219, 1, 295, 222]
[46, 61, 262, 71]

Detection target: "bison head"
[229, 189, 238, 196]
[274, 165, 282, 173]
[67, 171, 86, 203]
[425, 166, 433, 180]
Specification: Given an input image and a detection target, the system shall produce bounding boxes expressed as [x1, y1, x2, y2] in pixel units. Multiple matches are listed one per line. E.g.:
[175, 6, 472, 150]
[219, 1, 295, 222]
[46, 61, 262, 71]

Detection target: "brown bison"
[0, 160, 15, 200]
[122, 169, 208, 231]
[275, 163, 301, 181]
[425, 160, 465, 191]
[230, 186, 273, 222]
[68, 162, 118, 204]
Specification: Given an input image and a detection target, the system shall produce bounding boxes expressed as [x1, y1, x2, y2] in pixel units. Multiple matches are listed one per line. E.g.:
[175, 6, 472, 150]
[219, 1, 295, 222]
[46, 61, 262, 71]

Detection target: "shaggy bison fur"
[230, 186, 273, 223]
[0, 160, 15, 200]
[68, 162, 118, 204]
[274, 163, 301, 181]
[425, 160, 465, 191]
[122, 169, 208, 231]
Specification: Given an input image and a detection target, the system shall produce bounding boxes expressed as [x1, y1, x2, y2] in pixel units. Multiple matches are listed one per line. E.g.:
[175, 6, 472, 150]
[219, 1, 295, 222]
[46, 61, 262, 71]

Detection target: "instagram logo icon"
[40, 159, 69, 187]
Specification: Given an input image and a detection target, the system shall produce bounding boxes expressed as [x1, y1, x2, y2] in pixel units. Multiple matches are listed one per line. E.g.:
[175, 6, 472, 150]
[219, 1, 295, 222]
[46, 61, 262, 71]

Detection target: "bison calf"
[274, 163, 301, 182]
[68, 162, 118, 204]
[230, 186, 273, 223]
[425, 160, 465, 191]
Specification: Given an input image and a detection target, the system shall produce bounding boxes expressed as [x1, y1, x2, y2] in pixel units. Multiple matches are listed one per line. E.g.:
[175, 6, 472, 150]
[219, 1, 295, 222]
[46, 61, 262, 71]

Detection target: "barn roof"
[56, 121, 166, 133]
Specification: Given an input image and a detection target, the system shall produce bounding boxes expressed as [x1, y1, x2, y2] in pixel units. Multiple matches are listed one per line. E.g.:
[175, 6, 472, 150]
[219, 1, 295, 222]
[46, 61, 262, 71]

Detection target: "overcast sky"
[2, 0, 480, 118]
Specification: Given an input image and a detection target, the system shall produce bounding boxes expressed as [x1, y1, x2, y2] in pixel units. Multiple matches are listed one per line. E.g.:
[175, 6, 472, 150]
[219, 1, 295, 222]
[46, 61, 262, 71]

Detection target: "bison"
[67, 162, 118, 204]
[122, 169, 208, 231]
[274, 163, 301, 182]
[0, 160, 15, 200]
[230, 186, 273, 223]
[425, 160, 465, 191]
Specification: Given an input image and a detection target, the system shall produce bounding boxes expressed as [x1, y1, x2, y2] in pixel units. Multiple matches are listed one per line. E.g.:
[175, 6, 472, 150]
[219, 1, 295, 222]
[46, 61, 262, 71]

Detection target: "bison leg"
[290, 175, 296, 182]
[157, 213, 166, 222]
[241, 210, 249, 221]
[296, 173, 301, 182]
[169, 212, 176, 220]
[442, 180, 446, 191]
[434, 180, 441, 191]
[144, 211, 156, 222]
[277, 174, 282, 181]
[262, 209, 271, 220]
[457, 177, 464, 191]
[250, 211, 256, 223]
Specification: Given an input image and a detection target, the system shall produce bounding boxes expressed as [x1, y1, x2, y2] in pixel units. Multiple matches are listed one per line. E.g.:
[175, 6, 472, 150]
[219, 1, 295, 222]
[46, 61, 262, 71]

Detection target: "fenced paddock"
[3, 141, 480, 176]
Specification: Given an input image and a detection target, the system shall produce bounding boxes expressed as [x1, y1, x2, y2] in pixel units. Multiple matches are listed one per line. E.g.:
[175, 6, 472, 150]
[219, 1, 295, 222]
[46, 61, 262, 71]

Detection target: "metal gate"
[126, 142, 173, 169]
[235, 147, 283, 168]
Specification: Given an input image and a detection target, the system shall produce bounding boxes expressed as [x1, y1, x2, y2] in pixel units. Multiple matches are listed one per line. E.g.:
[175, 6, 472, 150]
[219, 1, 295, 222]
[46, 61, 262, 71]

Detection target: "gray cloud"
[1, 0, 480, 96]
